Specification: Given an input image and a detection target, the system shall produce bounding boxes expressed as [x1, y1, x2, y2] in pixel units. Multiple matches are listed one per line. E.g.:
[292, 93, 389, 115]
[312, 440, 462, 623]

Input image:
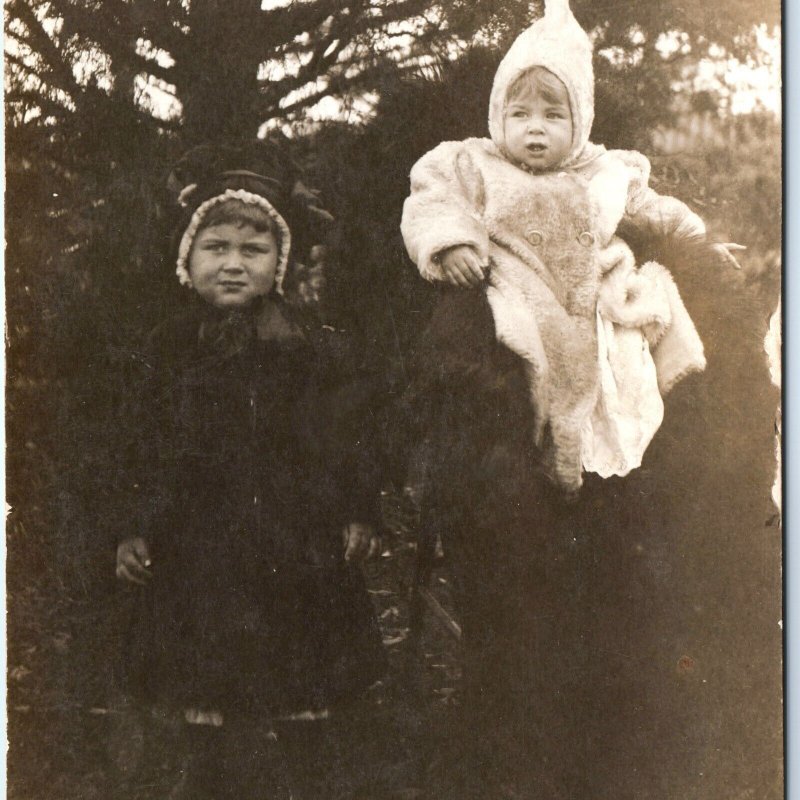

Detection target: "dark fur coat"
[118, 299, 386, 715]
[399, 232, 780, 799]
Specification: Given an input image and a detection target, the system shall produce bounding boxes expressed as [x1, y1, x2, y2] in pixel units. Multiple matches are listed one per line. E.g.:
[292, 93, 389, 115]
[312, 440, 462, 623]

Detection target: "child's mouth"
[526, 143, 546, 153]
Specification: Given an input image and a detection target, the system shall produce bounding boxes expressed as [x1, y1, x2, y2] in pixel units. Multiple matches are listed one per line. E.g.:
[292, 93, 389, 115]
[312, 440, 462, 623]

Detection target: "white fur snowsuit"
[401, 0, 707, 491]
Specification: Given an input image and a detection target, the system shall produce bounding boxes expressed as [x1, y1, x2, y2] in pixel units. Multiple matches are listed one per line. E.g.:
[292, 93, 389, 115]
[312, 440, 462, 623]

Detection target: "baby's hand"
[116, 537, 152, 585]
[342, 522, 381, 563]
[712, 242, 746, 270]
[438, 245, 487, 288]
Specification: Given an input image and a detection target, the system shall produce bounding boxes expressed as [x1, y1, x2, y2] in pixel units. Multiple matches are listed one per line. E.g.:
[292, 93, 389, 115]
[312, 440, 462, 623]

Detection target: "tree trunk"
[176, 0, 265, 144]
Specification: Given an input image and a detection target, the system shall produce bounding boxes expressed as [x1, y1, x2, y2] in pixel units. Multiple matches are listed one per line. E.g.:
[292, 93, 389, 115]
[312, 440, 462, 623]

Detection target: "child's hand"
[116, 537, 152, 585]
[438, 245, 487, 288]
[342, 522, 381, 563]
[712, 242, 746, 270]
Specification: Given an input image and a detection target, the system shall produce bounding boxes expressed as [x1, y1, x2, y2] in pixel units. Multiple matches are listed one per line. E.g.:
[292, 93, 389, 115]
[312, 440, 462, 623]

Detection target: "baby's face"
[503, 76, 573, 172]
[189, 223, 279, 309]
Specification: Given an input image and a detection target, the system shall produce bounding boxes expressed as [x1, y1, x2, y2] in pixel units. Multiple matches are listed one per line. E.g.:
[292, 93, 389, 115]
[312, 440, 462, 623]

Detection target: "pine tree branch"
[5, 51, 40, 78]
[46, 0, 178, 86]
[259, 18, 447, 112]
[6, 89, 72, 123]
[267, 56, 426, 120]
[134, 0, 190, 58]
[258, 0, 442, 108]
[7, 0, 82, 99]
[253, 0, 357, 52]
[269, 0, 435, 60]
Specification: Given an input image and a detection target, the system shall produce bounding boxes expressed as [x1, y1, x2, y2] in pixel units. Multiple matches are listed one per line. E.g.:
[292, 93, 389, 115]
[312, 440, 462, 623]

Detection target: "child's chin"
[523, 157, 556, 172]
[210, 294, 259, 310]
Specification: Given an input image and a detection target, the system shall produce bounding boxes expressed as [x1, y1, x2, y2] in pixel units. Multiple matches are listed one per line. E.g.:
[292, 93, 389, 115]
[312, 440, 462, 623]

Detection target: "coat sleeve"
[115, 321, 181, 546]
[401, 141, 491, 282]
[613, 149, 707, 241]
[627, 189, 706, 240]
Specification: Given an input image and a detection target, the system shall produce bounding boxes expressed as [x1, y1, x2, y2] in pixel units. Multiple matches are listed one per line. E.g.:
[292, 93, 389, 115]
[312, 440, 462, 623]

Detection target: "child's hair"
[197, 197, 282, 244]
[505, 66, 570, 110]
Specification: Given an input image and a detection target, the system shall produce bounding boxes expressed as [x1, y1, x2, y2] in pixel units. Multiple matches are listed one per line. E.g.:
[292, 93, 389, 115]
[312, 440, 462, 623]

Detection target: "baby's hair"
[506, 66, 570, 110]
[197, 198, 281, 243]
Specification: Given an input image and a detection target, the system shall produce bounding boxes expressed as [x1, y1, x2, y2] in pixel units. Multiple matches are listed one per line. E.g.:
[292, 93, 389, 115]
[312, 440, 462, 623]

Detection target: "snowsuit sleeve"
[401, 141, 491, 282]
[614, 149, 707, 240]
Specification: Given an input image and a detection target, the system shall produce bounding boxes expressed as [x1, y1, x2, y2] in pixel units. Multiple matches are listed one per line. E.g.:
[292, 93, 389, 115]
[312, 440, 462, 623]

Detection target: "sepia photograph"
[5, 0, 782, 798]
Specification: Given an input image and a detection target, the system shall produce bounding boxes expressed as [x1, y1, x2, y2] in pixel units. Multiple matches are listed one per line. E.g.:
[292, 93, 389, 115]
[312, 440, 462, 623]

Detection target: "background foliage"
[5, 1, 782, 797]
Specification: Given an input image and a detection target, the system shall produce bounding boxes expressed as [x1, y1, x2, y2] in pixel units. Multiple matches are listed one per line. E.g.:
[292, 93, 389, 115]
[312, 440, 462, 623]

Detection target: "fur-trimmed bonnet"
[488, 0, 595, 167]
[168, 143, 334, 295]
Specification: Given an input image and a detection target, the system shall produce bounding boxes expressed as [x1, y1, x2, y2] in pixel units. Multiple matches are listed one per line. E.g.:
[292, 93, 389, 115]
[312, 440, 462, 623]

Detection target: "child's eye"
[202, 242, 227, 252]
[243, 245, 271, 256]
[546, 111, 564, 120]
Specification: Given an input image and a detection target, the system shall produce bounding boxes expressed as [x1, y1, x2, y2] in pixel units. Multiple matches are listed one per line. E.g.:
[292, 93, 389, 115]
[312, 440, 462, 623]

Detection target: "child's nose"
[221, 255, 245, 273]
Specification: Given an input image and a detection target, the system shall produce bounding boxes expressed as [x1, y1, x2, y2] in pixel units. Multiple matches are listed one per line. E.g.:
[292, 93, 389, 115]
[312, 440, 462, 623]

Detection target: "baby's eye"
[242, 245, 271, 256]
[546, 111, 565, 120]
[202, 242, 227, 252]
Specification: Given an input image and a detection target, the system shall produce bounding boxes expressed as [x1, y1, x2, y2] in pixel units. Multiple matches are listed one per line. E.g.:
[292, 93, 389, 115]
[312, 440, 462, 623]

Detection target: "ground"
[7, 491, 461, 800]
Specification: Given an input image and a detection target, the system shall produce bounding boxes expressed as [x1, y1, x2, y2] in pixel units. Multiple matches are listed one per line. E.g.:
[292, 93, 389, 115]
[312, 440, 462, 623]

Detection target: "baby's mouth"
[526, 143, 546, 153]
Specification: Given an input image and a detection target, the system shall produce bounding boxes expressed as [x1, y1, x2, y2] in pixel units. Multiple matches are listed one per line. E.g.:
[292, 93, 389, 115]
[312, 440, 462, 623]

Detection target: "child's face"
[189, 223, 279, 309]
[503, 74, 573, 172]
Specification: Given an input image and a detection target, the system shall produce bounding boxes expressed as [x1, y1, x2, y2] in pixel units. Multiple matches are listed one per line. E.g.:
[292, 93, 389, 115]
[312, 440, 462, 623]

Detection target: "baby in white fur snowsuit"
[401, 0, 741, 492]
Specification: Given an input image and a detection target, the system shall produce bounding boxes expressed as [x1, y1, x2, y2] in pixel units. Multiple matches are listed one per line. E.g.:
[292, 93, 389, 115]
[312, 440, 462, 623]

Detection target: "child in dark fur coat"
[115, 143, 386, 800]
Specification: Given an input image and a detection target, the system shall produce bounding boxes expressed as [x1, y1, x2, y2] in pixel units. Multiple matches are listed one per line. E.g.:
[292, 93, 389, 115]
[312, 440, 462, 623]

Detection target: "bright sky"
[275, 23, 782, 129]
[9, 8, 781, 128]
[697, 25, 781, 115]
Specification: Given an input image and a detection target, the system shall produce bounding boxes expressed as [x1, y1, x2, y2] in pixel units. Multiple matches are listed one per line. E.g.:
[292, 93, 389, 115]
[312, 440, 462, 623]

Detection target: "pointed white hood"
[488, 0, 595, 168]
